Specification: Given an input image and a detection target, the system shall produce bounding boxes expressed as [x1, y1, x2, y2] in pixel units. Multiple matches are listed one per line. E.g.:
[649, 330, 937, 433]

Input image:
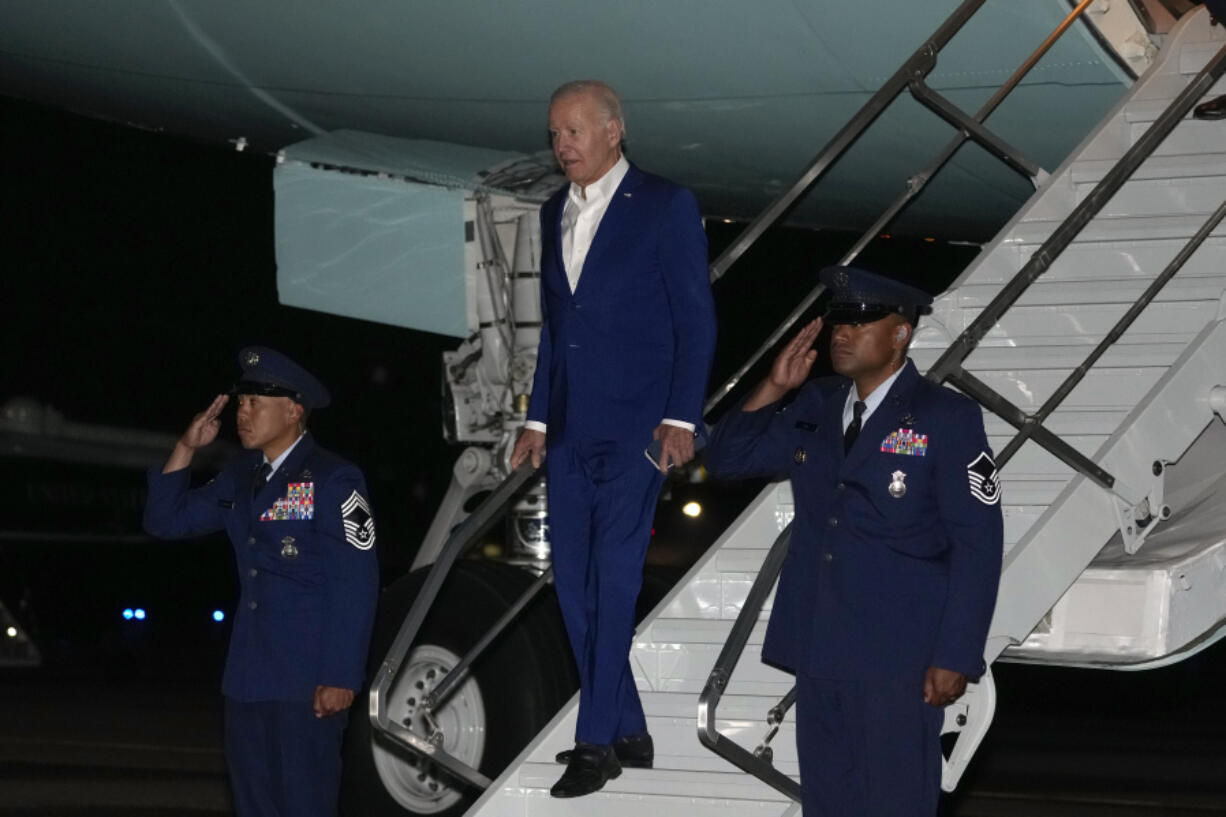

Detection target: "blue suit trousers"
[796, 675, 944, 817]
[224, 698, 348, 817]
[547, 438, 665, 745]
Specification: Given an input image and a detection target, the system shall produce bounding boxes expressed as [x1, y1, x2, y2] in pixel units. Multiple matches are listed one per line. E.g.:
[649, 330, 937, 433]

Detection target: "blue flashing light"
[134, 608, 146, 621]
[122, 608, 134, 620]
[212, 610, 226, 622]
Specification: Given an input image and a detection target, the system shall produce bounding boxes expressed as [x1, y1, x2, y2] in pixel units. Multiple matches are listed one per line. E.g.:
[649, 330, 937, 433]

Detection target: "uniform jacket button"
[827, 516, 839, 527]
[823, 552, 834, 562]
[248, 601, 258, 610]
[249, 568, 258, 578]
[247, 537, 256, 545]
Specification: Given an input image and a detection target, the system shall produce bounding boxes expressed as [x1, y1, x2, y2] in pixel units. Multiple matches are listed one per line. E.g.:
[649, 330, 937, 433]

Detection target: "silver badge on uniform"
[245, 350, 260, 366]
[280, 536, 298, 559]
[794, 447, 807, 464]
[888, 470, 907, 498]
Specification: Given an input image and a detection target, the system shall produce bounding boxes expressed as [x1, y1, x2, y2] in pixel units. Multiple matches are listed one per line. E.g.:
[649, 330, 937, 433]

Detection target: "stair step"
[1009, 213, 1226, 245]
[1071, 152, 1226, 183]
[955, 235, 1226, 285]
[525, 694, 801, 774]
[1178, 41, 1226, 76]
[640, 618, 762, 643]
[1126, 72, 1201, 111]
[945, 278, 1226, 309]
[633, 641, 792, 696]
[920, 342, 1187, 372]
[952, 303, 1213, 349]
[1129, 119, 1226, 155]
[516, 763, 793, 803]
[1074, 175, 1226, 219]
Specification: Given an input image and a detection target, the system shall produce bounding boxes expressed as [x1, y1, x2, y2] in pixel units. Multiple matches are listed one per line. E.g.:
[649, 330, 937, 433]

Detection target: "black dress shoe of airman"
[1193, 94, 1226, 120]
[555, 732, 654, 768]
[549, 742, 621, 798]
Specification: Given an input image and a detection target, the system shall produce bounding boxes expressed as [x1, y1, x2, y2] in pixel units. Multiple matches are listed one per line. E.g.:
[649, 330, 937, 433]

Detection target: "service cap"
[230, 346, 331, 409]
[819, 265, 933, 326]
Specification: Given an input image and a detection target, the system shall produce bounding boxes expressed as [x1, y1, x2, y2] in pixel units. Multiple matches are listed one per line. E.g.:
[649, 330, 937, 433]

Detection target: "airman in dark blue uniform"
[144, 347, 378, 817]
[706, 267, 1003, 816]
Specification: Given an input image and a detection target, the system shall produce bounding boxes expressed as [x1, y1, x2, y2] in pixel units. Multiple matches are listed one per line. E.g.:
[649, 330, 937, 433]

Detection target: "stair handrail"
[704, 0, 1079, 415]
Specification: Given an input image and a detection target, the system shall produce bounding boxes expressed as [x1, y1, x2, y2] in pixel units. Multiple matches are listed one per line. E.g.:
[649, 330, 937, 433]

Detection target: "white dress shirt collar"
[263, 432, 306, 479]
[842, 361, 907, 432]
[568, 154, 629, 208]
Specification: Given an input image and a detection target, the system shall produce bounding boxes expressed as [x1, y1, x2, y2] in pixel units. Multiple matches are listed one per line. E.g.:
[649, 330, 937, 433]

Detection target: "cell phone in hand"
[644, 429, 706, 471]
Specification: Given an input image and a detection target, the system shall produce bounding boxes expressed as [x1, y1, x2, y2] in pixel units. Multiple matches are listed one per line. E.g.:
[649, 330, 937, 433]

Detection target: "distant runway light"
[213, 610, 226, 622]
[5, 626, 16, 638]
[122, 608, 134, 620]
[682, 501, 702, 518]
[134, 608, 147, 621]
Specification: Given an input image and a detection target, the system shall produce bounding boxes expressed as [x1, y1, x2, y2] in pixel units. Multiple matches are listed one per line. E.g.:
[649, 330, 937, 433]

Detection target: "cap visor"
[230, 380, 302, 401]
[821, 303, 899, 325]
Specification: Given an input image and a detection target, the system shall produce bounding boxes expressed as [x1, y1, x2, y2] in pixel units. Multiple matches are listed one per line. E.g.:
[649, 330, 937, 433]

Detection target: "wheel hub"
[372, 643, 487, 814]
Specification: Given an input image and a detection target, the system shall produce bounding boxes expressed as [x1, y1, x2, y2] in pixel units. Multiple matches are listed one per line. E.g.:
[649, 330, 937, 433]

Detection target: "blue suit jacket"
[707, 361, 1003, 681]
[144, 434, 379, 702]
[527, 163, 716, 444]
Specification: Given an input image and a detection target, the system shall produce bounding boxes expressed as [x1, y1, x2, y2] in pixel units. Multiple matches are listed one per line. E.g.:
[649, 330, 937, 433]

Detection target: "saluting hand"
[181, 394, 229, 450]
[163, 394, 228, 474]
[744, 318, 823, 411]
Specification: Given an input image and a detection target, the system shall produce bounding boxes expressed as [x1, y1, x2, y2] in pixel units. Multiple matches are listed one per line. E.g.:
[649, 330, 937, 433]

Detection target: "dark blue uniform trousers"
[224, 698, 348, 817]
[797, 675, 944, 817]
[547, 438, 665, 745]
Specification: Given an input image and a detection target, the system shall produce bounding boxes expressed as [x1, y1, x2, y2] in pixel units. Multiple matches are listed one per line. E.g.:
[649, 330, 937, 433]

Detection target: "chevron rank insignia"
[880, 428, 928, 456]
[342, 490, 376, 550]
[260, 482, 315, 521]
[967, 452, 1001, 505]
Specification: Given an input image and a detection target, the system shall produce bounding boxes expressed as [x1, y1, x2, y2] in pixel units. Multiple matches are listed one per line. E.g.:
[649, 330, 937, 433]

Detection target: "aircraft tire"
[340, 560, 576, 817]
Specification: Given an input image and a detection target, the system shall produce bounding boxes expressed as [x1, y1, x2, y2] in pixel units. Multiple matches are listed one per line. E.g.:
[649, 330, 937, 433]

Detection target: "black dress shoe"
[1194, 94, 1226, 121]
[549, 742, 621, 798]
[555, 732, 654, 768]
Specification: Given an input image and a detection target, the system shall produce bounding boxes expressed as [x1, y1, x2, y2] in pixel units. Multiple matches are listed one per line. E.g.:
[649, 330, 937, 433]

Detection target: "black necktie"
[844, 400, 866, 454]
[251, 462, 272, 495]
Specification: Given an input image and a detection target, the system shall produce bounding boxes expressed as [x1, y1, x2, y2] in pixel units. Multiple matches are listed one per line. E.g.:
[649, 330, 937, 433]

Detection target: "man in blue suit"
[509, 80, 717, 798]
[706, 267, 1002, 816]
[144, 347, 379, 817]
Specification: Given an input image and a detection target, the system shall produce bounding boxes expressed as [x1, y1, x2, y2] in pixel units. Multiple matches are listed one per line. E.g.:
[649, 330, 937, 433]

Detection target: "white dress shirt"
[524, 155, 693, 436]
[561, 154, 629, 293]
[262, 432, 306, 479]
[841, 363, 906, 433]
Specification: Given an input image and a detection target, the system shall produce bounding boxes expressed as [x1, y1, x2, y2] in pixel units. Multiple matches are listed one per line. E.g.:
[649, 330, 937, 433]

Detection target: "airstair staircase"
[459, 8, 1226, 815]
[915, 10, 1226, 671]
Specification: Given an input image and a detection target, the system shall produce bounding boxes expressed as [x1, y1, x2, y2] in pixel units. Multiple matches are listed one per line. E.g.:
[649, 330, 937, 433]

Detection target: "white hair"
[550, 80, 627, 138]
